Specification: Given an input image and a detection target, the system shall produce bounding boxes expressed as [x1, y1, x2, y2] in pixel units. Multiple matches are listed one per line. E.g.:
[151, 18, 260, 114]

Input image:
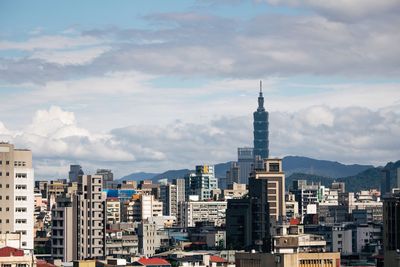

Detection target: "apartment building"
[0, 143, 34, 251]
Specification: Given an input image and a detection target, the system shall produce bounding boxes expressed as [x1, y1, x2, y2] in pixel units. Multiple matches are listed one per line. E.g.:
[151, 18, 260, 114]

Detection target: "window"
[16, 207, 27, 212]
[16, 185, 27, 190]
[16, 219, 27, 224]
[6, 184, 9, 188]
[15, 196, 27, 201]
[16, 173, 27, 178]
[6, 161, 9, 165]
[6, 172, 9, 176]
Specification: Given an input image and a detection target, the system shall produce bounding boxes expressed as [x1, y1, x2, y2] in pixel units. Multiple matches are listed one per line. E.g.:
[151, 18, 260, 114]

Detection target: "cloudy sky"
[1, 0, 399, 179]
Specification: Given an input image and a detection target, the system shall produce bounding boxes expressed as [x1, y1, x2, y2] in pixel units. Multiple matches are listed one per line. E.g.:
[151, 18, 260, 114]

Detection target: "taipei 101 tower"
[253, 80, 269, 159]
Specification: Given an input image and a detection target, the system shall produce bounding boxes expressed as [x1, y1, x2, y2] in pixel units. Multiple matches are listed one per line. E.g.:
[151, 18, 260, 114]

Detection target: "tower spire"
[257, 80, 264, 111]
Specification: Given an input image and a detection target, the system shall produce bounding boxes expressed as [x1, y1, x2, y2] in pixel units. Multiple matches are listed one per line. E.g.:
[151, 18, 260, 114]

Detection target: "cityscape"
[1, 1, 400, 267]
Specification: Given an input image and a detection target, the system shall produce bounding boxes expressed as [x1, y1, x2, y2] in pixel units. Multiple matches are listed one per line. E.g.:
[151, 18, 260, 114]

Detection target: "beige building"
[0, 143, 34, 251]
[122, 194, 163, 222]
[76, 175, 106, 259]
[236, 252, 340, 267]
[51, 175, 106, 261]
[222, 183, 248, 200]
[0, 233, 22, 249]
[0, 247, 37, 267]
[51, 194, 76, 262]
[251, 158, 286, 222]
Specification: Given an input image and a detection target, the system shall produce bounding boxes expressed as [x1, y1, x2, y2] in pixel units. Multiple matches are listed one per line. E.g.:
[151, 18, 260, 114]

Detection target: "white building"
[178, 201, 227, 227]
[0, 143, 34, 251]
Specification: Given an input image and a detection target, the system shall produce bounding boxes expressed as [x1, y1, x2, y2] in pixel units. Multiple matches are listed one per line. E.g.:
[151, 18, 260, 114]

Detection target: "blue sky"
[0, 0, 399, 178]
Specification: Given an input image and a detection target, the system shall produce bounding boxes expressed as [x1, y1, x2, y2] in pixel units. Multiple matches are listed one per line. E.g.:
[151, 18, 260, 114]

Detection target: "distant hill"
[119, 171, 159, 182]
[117, 156, 381, 186]
[283, 156, 373, 178]
[286, 160, 400, 192]
[152, 169, 191, 182]
[117, 161, 234, 183]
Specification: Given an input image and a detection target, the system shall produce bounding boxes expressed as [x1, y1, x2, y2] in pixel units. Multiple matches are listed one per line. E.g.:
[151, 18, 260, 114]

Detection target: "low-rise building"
[235, 251, 340, 267]
[0, 247, 37, 267]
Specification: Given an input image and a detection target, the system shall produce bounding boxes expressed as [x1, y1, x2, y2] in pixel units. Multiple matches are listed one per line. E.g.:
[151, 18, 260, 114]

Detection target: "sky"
[0, 0, 399, 179]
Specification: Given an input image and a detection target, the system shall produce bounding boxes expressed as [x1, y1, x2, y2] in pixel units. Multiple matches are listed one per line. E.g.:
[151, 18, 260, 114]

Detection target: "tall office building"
[0, 143, 34, 251]
[238, 147, 254, 184]
[253, 81, 269, 159]
[251, 158, 286, 222]
[381, 168, 391, 196]
[96, 169, 114, 189]
[226, 173, 272, 252]
[383, 192, 400, 266]
[185, 165, 218, 200]
[68, 165, 83, 183]
[173, 178, 186, 203]
[160, 183, 177, 217]
[226, 162, 240, 187]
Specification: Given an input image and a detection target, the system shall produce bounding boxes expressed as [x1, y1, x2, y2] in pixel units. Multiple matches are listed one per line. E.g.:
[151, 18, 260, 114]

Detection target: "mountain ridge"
[118, 156, 375, 183]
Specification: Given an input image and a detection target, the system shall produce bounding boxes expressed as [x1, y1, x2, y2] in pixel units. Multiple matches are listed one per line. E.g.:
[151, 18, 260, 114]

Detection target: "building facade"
[251, 158, 286, 222]
[185, 165, 218, 201]
[237, 148, 254, 185]
[0, 143, 34, 251]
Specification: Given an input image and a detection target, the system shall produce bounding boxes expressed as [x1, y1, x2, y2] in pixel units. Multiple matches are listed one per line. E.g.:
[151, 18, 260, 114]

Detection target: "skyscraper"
[68, 164, 83, 183]
[238, 147, 254, 184]
[0, 143, 34, 251]
[253, 81, 269, 159]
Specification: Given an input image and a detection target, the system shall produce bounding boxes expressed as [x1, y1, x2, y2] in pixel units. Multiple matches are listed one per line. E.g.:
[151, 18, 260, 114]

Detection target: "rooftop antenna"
[260, 80, 262, 93]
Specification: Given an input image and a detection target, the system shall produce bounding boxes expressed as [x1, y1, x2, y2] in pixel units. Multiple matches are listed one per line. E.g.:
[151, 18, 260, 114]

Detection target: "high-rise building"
[185, 165, 218, 200]
[68, 164, 83, 183]
[253, 81, 269, 160]
[160, 183, 177, 217]
[238, 147, 254, 184]
[96, 169, 114, 189]
[383, 192, 400, 266]
[51, 194, 76, 262]
[381, 168, 391, 197]
[226, 161, 240, 187]
[173, 178, 185, 203]
[251, 158, 286, 222]
[0, 143, 34, 251]
[75, 174, 106, 260]
[226, 176, 271, 253]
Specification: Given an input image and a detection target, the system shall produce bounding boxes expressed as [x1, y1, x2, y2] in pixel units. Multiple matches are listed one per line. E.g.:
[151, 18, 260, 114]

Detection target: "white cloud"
[0, 35, 101, 51]
[1, 104, 399, 178]
[265, 0, 400, 21]
[30, 46, 111, 65]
